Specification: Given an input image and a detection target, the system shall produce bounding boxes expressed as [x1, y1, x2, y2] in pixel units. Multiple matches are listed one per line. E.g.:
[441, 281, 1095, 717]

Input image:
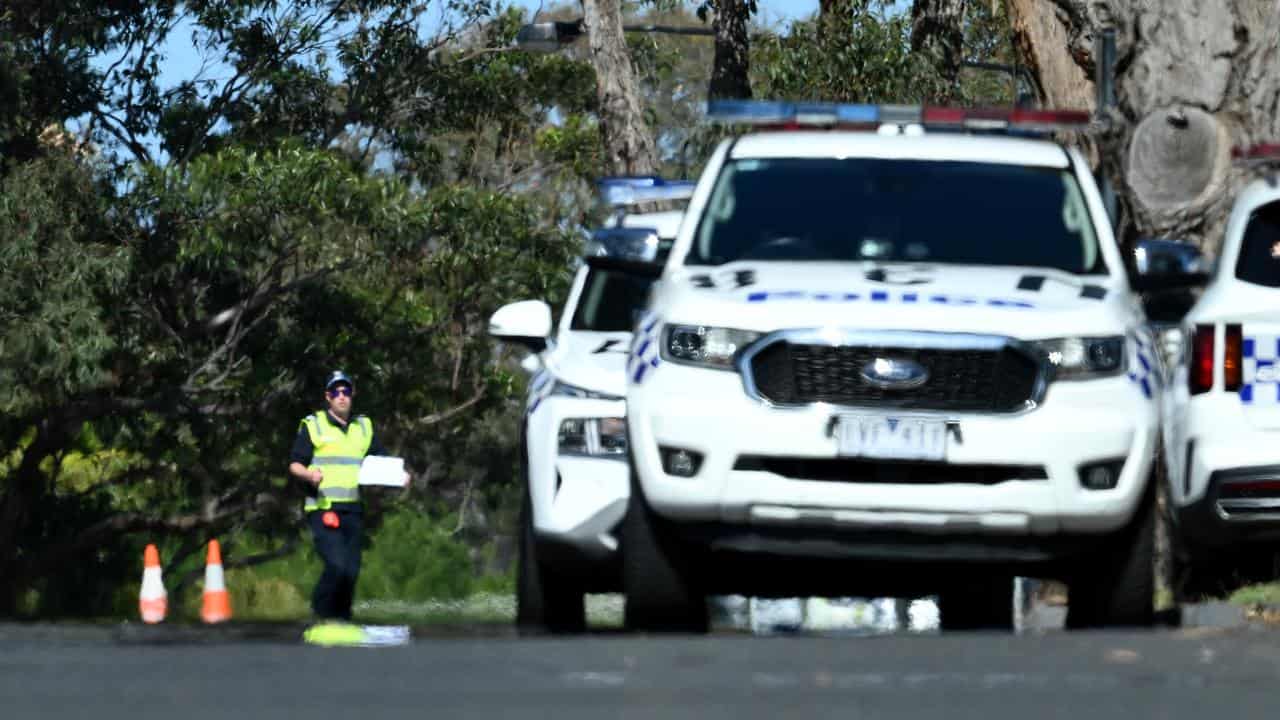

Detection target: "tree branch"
[409, 385, 486, 428]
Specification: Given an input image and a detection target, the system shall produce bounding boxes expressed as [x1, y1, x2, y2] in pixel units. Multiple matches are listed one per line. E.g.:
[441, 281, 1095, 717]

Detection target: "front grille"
[746, 340, 1040, 412]
[734, 456, 1047, 484]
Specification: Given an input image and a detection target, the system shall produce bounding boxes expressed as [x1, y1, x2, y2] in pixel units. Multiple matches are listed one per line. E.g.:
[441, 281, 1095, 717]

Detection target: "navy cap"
[325, 370, 353, 391]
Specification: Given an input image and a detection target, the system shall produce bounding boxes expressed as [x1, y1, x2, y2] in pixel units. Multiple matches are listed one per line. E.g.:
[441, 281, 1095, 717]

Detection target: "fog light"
[1079, 460, 1124, 490]
[660, 447, 703, 478]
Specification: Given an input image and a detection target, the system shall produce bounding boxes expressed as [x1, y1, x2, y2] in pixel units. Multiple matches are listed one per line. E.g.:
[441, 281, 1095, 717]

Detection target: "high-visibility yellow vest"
[301, 411, 372, 512]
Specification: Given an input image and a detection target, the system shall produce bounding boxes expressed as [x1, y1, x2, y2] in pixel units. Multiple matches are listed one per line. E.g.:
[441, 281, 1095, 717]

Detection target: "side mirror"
[488, 300, 552, 353]
[1131, 238, 1208, 322]
[1130, 238, 1210, 293]
[584, 227, 665, 278]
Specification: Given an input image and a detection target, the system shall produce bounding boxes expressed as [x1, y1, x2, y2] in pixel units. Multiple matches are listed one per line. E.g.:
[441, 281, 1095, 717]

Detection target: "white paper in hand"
[358, 455, 406, 487]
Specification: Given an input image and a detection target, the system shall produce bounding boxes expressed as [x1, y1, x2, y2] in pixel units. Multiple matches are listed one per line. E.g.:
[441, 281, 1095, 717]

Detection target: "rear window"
[1236, 201, 1280, 288]
[687, 157, 1103, 274]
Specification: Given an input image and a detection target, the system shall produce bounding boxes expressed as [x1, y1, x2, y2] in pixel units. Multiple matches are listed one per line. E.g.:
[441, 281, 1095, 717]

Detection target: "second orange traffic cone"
[139, 544, 167, 624]
[200, 539, 232, 624]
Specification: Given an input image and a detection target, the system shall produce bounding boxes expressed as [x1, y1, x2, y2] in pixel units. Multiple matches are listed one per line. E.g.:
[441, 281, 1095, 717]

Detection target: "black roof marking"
[865, 268, 932, 285]
[690, 274, 715, 288]
[1017, 275, 1046, 292]
[1080, 285, 1107, 300]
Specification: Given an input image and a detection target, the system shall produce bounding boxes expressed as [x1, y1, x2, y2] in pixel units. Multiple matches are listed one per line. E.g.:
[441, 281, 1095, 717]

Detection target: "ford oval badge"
[860, 357, 929, 390]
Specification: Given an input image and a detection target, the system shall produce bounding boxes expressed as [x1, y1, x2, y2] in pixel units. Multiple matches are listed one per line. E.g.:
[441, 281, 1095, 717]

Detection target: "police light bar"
[706, 99, 1092, 133]
[584, 227, 660, 263]
[597, 176, 696, 207]
[1232, 143, 1280, 164]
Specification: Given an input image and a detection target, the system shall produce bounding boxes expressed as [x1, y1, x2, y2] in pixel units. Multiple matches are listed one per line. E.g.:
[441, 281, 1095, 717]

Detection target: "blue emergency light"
[597, 176, 696, 207]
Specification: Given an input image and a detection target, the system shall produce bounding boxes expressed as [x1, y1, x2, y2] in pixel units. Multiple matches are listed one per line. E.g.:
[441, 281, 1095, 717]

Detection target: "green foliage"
[754, 1, 947, 104]
[228, 574, 312, 620]
[358, 507, 476, 602]
[1230, 583, 1280, 607]
[214, 506, 496, 621]
[0, 137, 576, 616]
[0, 155, 126, 417]
[753, 0, 1018, 107]
[956, 2, 1021, 106]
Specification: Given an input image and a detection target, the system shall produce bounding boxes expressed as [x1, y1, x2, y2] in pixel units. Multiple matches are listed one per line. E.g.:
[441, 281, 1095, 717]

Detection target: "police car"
[487, 178, 692, 633]
[618, 101, 1205, 632]
[1161, 144, 1280, 596]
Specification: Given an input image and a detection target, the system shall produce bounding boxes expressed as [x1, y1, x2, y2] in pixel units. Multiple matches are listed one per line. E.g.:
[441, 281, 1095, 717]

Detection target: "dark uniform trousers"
[308, 506, 363, 620]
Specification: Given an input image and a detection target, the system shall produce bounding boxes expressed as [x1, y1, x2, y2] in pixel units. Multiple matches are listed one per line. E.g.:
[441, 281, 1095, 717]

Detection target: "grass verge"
[1229, 582, 1280, 607]
[352, 593, 625, 626]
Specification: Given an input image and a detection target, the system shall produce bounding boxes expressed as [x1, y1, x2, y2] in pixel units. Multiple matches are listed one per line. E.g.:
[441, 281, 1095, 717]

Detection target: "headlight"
[558, 417, 627, 457]
[661, 324, 762, 369]
[1034, 336, 1127, 380]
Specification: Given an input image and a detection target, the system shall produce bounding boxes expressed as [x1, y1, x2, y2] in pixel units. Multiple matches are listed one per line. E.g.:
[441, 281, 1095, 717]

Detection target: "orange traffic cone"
[139, 544, 167, 624]
[200, 539, 232, 624]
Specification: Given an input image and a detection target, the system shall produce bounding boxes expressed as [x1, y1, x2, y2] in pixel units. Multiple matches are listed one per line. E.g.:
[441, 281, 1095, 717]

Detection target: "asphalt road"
[3, 619, 1280, 719]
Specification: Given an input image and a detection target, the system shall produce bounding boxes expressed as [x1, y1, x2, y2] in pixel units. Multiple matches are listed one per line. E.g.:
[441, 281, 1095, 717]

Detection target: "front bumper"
[629, 361, 1158, 542]
[666, 522, 1114, 597]
[526, 396, 629, 566]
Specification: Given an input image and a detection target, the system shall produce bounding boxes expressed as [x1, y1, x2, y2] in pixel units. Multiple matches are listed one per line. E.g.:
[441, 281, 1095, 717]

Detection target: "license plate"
[834, 415, 948, 461]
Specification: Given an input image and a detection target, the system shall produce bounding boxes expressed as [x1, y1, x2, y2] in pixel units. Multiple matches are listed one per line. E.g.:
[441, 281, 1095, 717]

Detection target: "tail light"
[1190, 324, 1215, 395]
[1224, 323, 1243, 392]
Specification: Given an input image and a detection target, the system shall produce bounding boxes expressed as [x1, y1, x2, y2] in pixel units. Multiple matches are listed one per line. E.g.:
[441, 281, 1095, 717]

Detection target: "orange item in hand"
[322, 511, 340, 529]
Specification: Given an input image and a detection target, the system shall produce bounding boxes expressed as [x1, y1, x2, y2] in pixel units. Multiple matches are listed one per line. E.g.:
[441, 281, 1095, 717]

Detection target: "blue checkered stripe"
[1242, 333, 1280, 405]
[1127, 333, 1158, 399]
[526, 370, 554, 416]
[628, 312, 662, 385]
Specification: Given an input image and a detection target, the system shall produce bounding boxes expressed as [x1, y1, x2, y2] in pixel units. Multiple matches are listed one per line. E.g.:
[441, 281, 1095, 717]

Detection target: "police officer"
[288, 371, 406, 621]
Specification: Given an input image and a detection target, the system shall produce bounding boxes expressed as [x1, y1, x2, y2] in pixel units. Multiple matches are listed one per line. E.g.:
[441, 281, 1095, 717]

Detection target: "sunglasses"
[328, 386, 353, 398]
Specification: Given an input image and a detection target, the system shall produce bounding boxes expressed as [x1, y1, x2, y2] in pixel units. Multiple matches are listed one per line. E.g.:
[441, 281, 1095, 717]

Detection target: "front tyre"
[1066, 479, 1156, 629]
[516, 463, 585, 635]
[622, 456, 708, 633]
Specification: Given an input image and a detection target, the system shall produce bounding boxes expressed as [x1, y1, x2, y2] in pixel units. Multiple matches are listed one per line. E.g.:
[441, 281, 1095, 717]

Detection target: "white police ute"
[1161, 144, 1280, 596]
[618, 100, 1204, 632]
[488, 177, 692, 633]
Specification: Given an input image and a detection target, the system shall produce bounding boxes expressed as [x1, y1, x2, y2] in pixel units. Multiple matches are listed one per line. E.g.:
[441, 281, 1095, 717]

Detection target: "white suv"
[488, 178, 691, 633]
[1162, 150, 1280, 596]
[620, 101, 1202, 632]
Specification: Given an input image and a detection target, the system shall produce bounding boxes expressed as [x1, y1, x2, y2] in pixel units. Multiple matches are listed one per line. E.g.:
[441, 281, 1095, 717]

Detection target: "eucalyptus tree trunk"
[1008, 0, 1280, 252]
[581, 0, 659, 175]
[708, 0, 753, 100]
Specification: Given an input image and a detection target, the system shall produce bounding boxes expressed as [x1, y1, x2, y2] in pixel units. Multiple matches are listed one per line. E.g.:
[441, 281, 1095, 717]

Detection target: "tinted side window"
[1237, 201, 1280, 288]
[570, 269, 655, 332]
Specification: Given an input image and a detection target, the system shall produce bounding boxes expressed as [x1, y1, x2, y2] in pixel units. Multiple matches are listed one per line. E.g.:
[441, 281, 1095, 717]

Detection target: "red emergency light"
[1232, 143, 1280, 160]
[921, 107, 1091, 131]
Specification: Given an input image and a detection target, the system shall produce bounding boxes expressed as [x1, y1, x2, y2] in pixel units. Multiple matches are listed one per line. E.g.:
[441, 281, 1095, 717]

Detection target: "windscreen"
[687, 157, 1103, 274]
[569, 268, 657, 332]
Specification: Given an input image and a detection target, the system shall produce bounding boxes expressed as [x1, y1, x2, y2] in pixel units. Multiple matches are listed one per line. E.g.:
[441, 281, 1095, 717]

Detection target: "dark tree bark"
[708, 0, 754, 100]
[1008, 0, 1280, 251]
[581, 0, 660, 175]
[910, 0, 968, 103]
